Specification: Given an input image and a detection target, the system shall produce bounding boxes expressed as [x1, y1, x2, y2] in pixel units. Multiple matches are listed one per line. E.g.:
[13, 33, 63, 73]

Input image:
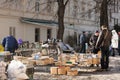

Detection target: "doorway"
[47, 29, 51, 40]
[35, 28, 40, 42]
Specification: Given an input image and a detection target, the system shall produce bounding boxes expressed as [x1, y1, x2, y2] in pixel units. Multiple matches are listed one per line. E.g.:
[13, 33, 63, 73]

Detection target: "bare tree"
[100, 0, 108, 27]
[94, 0, 112, 28]
[57, 0, 69, 41]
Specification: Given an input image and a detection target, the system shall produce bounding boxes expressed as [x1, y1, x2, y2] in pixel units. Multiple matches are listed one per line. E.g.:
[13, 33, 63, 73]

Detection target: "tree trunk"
[57, 0, 65, 41]
[100, 0, 109, 28]
[57, 5, 65, 40]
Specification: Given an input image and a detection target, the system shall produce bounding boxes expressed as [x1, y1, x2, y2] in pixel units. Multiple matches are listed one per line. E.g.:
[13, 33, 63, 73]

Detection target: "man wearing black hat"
[96, 25, 112, 70]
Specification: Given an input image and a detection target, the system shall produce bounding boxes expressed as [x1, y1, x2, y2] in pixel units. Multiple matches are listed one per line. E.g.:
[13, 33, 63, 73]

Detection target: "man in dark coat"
[89, 30, 100, 54]
[2, 35, 18, 55]
[95, 25, 112, 70]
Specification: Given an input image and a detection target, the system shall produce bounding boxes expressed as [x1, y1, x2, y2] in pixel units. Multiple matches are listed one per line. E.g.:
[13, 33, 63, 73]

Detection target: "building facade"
[0, 0, 97, 43]
[108, 0, 120, 28]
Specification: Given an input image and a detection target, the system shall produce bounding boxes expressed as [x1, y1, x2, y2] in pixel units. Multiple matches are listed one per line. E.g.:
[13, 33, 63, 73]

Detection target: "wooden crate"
[58, 67, 66, 75]
[92, 58, 100, 64]
[50, 67, 58, 75]
[55, 61, 62, 66]
[67, 70, 78, 76]
[97, 51, 101, 58]
[65, 66, 70, 72]
[36, 60, 47, 65]
[70, 59, 76, 64]
[87, 58, 93, 65]
[49, 58, 54, 64]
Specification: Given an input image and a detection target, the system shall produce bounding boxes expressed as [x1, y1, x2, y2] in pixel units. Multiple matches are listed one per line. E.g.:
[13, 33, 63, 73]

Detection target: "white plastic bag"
[7, 60, 29, 80]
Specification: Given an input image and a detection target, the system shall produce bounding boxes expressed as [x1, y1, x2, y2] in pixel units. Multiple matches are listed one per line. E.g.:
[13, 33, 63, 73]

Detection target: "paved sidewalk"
[33, 56, 120, 80]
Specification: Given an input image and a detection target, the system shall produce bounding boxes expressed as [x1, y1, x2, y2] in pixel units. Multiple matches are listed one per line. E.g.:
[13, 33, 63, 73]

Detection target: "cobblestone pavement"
[33, 56, 120, 80]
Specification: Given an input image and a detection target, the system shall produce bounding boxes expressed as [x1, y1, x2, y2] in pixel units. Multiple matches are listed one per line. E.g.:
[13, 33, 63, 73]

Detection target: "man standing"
[80, 31, 86, 53]
[95, 25, 112, 70]
[2, 35, 18, 55]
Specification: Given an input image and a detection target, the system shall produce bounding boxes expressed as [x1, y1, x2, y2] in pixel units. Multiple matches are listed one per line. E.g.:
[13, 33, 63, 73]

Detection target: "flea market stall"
[0, 41, 101, 79]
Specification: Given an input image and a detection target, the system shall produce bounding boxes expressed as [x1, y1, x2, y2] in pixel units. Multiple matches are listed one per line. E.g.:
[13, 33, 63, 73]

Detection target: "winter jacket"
[89, 34, 98, 46]
[89, 34, 99, 53]
[111, 30, 118, 48]
[80, 34, 86, 44]
[96, 29, 112, 49]
[2, 35, 18, 50]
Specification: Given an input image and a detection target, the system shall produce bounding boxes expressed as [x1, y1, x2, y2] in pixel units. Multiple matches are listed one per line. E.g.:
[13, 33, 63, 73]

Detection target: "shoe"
[96, 64, 99, 67]
[97, 69, 105, 71]
[90, 64, 94, 67]
[101, 68, 109, 71]
[104, 68, 109, 71]
[111, 55, 115, 57]
[97, 68, 109, 71]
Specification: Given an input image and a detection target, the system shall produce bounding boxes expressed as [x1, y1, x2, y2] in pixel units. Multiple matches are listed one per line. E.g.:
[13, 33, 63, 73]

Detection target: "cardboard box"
[59, 54, 70, 62]
[58, 67, 66, 75]
[55, 61, 62, 66]
[67, 70, 78, 76]
[70, 55, 78, 61]
[28, 59, 36, 66]
[50, 67, 58, 75]
[64, 63, 74, 67]
[70, 59, 76, 64]
[21, 59, 35, 66]
[92, 58, 100, 64]
[65, 66, 70, 72]
[49, 58, 54, 64]
[87, 58, 93, 65]
[36, 59, 48, 65]
[97, 51, 101, 58]
[62, 60, 67, 65]
[13, 56, 27, 61]
[58, 55, 62, 61]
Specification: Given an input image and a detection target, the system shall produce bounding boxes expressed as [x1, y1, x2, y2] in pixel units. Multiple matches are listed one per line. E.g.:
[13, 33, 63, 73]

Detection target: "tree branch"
[93, 0, 102, 3]
[28, 0, 57, 12]
[64, 0, 69, 6]
[107, 0, 112, 4]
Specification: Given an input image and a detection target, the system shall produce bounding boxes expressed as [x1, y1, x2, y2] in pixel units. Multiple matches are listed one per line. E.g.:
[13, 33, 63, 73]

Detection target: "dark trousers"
[118, 41, 120, 55]
[101, 47, 109, 69]
[80, 43, 86, 53]
[112, 48, 116, 56]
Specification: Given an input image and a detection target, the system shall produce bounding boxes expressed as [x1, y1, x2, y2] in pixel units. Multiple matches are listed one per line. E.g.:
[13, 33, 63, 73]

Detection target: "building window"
[9, 27, 15, 37]
[35, 28, 40, 42]
[35, 0, 40, 12]
[47, 29, 51, 40]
